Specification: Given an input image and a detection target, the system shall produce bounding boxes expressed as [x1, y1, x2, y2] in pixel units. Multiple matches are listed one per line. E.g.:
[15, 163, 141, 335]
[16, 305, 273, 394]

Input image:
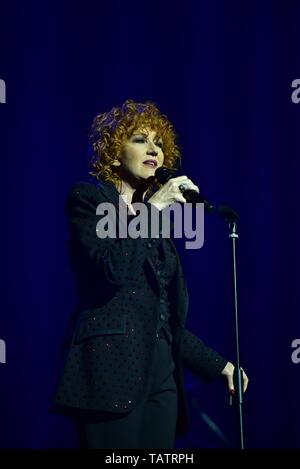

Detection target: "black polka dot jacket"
[54, 179, 228, 434]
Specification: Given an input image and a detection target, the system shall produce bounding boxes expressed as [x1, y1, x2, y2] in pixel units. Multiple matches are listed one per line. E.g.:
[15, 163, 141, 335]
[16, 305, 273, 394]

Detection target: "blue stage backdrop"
[0, 0, 300, 448]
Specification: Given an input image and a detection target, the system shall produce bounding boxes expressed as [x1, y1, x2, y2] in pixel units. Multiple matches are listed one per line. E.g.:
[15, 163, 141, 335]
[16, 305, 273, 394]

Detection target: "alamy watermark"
[95, 196, 204, 249]
[291, 339, 300, 364]
[0, 339, 6, 363]
[291, 79, 300, 104]
[0, 79, 6, 103]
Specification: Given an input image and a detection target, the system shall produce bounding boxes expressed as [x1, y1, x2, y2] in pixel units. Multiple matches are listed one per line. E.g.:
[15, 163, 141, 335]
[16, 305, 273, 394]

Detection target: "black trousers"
[79, 336, 178, 449]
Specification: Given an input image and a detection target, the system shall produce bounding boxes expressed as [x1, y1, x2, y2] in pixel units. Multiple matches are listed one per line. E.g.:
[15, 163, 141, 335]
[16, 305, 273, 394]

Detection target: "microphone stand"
[154, 167, 245, 448]
[187, 199, 245, 448]
[218, 206, 244, 449]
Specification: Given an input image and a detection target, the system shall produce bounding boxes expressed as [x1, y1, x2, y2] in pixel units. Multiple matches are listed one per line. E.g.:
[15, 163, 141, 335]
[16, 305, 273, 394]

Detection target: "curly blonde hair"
[89, 99, 181, 196]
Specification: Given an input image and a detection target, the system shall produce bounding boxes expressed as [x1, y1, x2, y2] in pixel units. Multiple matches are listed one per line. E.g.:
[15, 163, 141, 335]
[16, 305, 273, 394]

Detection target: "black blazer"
[54, 179, 228, 434]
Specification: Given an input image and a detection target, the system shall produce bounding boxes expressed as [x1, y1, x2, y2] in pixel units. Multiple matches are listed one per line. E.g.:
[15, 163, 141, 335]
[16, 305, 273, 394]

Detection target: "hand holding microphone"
[147, 174, 200, 210]
[147, 166, 214, 212]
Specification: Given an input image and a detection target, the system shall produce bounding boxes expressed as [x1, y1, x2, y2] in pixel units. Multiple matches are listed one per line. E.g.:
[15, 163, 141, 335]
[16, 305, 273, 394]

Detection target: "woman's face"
[115, 127, 164, 184]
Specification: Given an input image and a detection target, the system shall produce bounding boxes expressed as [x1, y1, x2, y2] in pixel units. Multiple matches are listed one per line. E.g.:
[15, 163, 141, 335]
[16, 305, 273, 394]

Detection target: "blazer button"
[160, 313, 166, 321]
[147, 242, 152, 248]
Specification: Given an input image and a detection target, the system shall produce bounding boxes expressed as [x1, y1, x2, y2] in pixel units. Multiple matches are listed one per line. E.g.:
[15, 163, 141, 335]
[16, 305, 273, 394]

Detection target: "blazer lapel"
[168, 239, 189, 324]
[95, 180, 188, 322]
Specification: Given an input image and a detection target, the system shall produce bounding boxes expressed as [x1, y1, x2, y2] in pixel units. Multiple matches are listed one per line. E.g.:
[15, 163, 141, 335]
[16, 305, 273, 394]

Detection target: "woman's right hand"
[147, 176, 200, 211]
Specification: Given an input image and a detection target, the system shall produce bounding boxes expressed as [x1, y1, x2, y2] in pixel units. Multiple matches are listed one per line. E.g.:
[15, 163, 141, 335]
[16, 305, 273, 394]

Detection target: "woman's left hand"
[221, 362, 249, 393]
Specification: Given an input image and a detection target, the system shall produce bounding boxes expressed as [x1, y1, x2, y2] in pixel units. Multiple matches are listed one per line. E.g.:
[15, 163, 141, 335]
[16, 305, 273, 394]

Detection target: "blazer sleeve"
[181, 328, 228, 381]
[66, 182, 163, 285]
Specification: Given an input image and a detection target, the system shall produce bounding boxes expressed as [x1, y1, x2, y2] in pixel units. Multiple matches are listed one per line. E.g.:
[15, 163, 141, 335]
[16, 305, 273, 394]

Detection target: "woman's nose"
[146, 142, 157, 156]
[146, 149, 157, 156]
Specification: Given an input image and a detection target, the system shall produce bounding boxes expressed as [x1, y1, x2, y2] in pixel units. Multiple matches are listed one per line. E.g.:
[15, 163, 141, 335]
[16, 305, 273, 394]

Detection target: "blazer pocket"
[74, 310, 126, 343]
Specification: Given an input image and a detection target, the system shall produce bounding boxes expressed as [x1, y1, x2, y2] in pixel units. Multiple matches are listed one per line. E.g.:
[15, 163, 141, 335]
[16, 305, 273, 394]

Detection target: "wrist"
[221, 361, 234, 376]
[147, 200, 163, 211]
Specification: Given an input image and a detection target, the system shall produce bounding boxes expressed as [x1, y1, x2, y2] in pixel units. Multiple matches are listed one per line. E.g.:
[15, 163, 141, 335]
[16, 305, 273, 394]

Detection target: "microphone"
[155, 166, 215, 212]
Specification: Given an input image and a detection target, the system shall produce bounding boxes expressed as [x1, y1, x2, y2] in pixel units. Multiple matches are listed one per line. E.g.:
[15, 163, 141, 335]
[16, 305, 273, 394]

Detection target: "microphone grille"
[155, 167, 178, 184]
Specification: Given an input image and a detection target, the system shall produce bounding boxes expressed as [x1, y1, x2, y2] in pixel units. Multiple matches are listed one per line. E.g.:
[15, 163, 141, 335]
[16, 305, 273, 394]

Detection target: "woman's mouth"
[143, 160, 157, 167]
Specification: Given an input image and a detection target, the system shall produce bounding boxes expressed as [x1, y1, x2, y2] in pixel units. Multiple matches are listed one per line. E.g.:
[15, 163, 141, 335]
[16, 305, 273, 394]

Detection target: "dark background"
[0, 0, 299, 448]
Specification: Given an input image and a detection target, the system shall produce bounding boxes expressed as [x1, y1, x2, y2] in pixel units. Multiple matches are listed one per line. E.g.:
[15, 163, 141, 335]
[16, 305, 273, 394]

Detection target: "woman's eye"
[132, 137, 163, 148]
